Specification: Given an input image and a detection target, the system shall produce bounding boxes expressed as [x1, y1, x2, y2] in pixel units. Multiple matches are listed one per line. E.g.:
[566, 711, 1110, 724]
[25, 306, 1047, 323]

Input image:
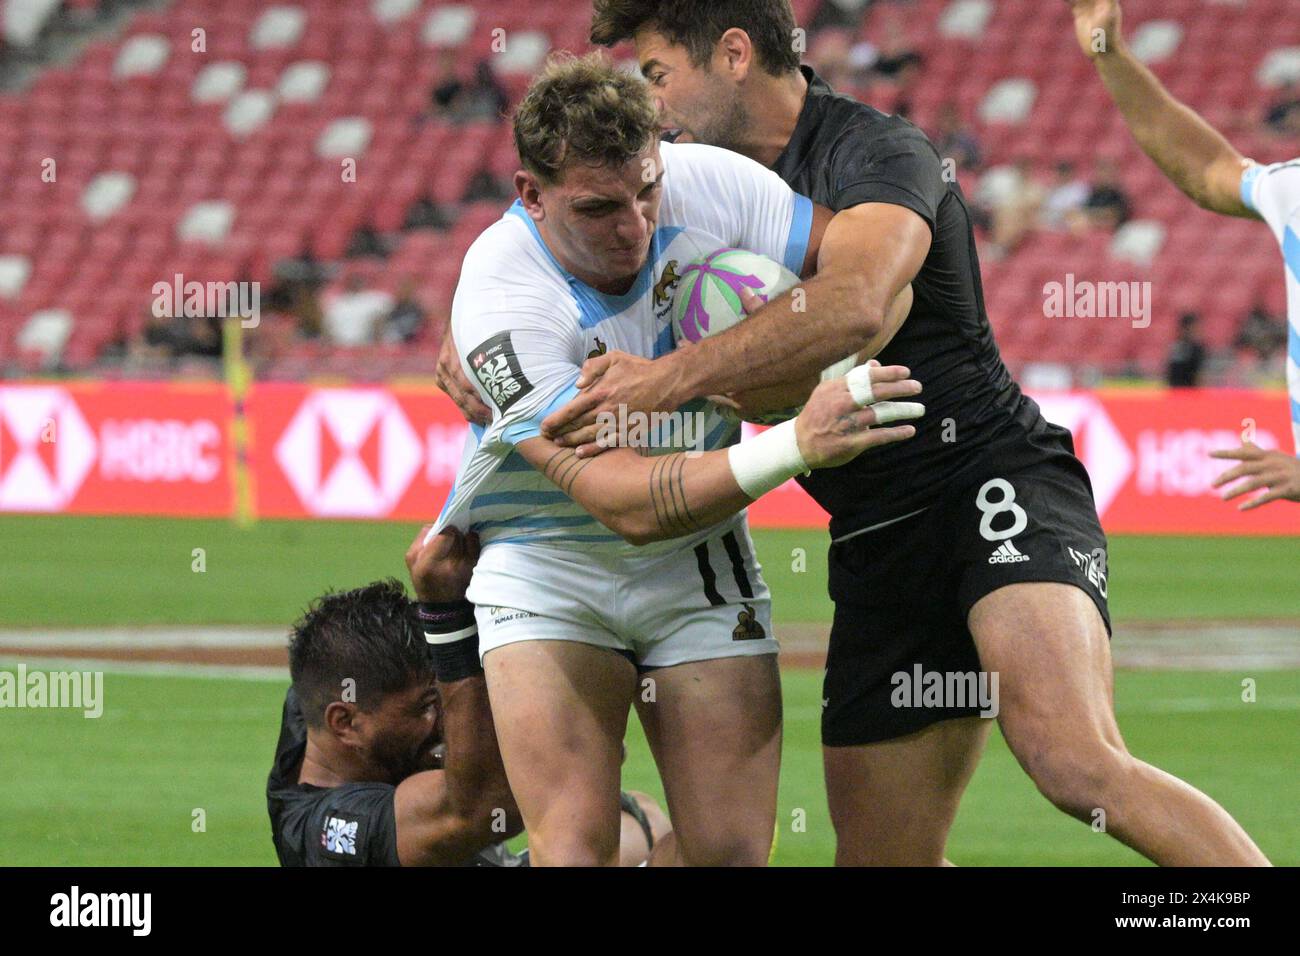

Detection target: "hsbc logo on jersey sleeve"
[273, 389, 422, 517]
[0, 387, 96, 511]
[467, 332, 534, 413]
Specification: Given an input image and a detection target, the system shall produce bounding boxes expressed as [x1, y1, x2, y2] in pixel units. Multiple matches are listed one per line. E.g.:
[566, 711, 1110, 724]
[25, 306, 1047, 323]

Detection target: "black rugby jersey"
[773, 67, 1076, 537]
[266, 687, 525, 867]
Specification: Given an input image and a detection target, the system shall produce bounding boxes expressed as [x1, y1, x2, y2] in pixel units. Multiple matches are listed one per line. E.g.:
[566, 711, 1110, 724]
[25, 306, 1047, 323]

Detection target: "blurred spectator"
[143, 312, 222, 360]
[433, 58, 509, 124]
[462, 169, 512, 203]
[403, 194, 454, 231]
[1166, 312, 1206, 387]
[1265, 82, 1300, 137]
[808, 27, 856, 91]
[1077, 160, 1132, 231]
[872, 21, 923, 82]
[382, 280, 427, 344]
[1040, 161, 1089, 230]
[274, 240, 330, 288]
[291, 282, 324, 340]
[345, 223, 390, 259]
[430, 49, 464, 114]
[975, 159, 1044, 257]
[322, 276, 393, 347]
[932, 103, 982, 173]
[1234, 302, 1288, 361]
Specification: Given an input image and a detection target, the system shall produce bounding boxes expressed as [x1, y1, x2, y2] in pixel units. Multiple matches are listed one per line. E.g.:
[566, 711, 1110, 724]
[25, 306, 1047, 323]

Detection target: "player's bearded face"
[635, 31, 748, 153]
[361, 681, 442, 783]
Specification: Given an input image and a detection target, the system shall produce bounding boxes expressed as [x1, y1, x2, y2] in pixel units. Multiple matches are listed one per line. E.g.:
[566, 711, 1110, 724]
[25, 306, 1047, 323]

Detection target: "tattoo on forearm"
[649, 454, 703, 537]
[542, 447, 593, 496]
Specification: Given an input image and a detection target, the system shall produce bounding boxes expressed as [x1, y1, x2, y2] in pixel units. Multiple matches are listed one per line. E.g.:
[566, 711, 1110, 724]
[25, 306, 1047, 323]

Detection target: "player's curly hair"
[288, 578, 432, 728]
[590, 0, 801, 77]
[513, 51, 658, 184]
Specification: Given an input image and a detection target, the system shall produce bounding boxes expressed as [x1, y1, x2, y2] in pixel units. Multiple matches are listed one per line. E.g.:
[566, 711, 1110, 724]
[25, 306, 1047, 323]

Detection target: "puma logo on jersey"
[653, 260, 681, 307]
[989, 540, 1030, 564]
[587, 336, 607, 359]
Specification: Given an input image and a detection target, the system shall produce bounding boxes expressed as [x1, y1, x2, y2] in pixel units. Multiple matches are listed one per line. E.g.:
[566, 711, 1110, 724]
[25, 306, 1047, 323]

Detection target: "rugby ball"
[670, 248, 858, 424]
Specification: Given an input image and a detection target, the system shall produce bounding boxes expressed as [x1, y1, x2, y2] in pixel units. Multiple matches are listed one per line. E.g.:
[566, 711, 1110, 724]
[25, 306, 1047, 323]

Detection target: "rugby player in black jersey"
[515, 0, 1265, 865]
[266, 524, 671, 866]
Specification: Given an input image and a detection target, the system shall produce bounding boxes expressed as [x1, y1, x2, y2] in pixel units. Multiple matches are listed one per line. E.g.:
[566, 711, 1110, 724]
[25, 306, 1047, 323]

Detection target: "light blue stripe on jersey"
[1241, 164, 1263, 210]
[783, 193, 814, 275]
[705, 416, 740, 449]
[475, 514, 601, 531]
[491, 532, 623, 545]
[1284, 226, 1300, 283]
[435, 422, 485, 523]
[472, 490, 570, 507]
[498, 451, 535, 472]
[501, 381, 581, 445]
[654, 323, 675, 358]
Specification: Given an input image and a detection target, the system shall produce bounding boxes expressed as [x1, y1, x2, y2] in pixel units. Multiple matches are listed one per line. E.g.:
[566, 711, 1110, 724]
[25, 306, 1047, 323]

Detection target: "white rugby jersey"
[1241, 159, 1300, 454]
[432, 140, 814, 558]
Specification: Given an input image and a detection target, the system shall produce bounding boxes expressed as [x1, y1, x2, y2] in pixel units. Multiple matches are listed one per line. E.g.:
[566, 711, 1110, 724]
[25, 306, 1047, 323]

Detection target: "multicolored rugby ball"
[670, 247, 858, 424]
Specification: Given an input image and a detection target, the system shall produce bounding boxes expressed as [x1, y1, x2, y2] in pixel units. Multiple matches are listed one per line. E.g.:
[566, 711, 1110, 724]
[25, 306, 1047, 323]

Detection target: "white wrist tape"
[727, 419, 809, 499]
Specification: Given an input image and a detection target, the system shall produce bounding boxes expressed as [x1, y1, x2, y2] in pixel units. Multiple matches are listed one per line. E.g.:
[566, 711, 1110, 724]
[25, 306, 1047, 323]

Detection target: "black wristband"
[417, 601, 481, 681]
[416, 600, 475, 633]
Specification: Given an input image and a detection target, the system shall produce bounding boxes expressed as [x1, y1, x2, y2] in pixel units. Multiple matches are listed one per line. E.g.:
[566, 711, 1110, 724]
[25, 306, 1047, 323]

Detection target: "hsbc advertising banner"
[1, 382, 1296, 534]
[0, 382, 232, 516]
[247, 383, 465, 520]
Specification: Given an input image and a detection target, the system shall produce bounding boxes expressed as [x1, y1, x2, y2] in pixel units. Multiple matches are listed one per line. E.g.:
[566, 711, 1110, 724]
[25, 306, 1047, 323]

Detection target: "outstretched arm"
[517, 364, 923, 545]
[1066, 0, 1259, 219]
[393, 527, 522, 866]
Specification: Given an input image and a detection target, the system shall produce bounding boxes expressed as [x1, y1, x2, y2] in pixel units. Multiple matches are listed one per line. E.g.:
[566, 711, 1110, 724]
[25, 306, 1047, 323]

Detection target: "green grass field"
[2, 668, 1295, 866]
[0, 515, 1296, 866]
[2, 515, 1298, 625]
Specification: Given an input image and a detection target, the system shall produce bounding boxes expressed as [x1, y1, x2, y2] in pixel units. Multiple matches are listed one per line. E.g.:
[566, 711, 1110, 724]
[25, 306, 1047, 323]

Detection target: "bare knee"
[677, 825, 772, 866]
[530, 824, 621, 867]
[1008, 727, 1133, 821]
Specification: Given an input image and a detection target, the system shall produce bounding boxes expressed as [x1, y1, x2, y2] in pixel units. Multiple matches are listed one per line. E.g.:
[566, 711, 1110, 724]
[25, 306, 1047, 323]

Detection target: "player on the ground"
[265, 525, 670, 866]
[429, 53, 923, 866]
[1066, 0, 1300, 511]
[529, 0, 1270, 865]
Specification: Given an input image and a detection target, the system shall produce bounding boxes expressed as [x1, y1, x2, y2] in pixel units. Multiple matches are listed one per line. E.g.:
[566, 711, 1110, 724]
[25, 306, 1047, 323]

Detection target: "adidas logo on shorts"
[988, 540, 1030, 564]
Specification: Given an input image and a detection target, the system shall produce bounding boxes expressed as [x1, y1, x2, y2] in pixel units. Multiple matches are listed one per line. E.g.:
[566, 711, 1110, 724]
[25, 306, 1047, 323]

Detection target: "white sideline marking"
[0, 628, 285, 650]
[0, 656, 286, 682]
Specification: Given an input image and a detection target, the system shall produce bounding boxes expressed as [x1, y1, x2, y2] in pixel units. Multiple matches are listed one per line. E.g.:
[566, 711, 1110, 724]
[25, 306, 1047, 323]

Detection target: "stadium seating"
[0, 0, 1297, 379]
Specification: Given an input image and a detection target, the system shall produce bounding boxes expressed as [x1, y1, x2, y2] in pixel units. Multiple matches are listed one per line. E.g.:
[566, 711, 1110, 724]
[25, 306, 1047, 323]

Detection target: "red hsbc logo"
[0, 387, 97, 511]
[273, 389, 422, 517]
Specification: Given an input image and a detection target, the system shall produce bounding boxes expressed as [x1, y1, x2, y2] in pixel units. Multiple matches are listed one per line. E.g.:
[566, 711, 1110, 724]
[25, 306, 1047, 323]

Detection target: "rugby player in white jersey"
[1068, 0, 1300, 510]
[430, 53, 922, 865]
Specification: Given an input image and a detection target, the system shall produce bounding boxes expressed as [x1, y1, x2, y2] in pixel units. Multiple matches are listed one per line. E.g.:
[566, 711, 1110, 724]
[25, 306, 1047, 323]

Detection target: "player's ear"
[323, 700, 359, 742]
[515, 171, 545, 221]
[716, 27, 752, 80]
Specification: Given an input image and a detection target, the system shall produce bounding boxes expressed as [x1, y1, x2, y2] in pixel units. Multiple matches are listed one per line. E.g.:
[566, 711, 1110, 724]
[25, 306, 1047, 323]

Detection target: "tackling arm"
[393, 527, 522, 866]
[661, 203, 931, 402]
[518, 364, 923, 545]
